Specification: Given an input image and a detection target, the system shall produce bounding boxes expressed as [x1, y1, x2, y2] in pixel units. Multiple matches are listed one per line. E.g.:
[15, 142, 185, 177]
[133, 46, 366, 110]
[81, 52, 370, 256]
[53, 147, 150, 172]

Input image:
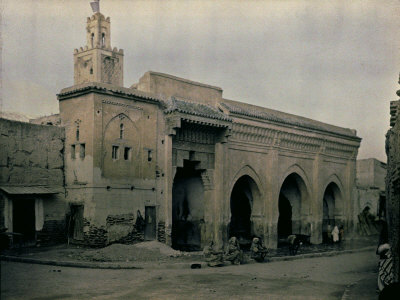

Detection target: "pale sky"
[1, 0, 399, 161]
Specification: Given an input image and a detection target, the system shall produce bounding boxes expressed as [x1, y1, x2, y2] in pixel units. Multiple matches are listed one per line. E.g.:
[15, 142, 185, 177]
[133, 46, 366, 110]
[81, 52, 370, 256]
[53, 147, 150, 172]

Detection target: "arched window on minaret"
[91, 33, 94, 47]
[76, 127, 80, 141]
[120, 123, 124, 139]
[90, 67, 93, 75]
[101, 33, 105, 47]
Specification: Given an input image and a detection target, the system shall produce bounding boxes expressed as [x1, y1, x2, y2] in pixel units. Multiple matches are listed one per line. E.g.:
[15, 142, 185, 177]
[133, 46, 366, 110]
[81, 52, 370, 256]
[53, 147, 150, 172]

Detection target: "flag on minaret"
[90, 0, 100, 13]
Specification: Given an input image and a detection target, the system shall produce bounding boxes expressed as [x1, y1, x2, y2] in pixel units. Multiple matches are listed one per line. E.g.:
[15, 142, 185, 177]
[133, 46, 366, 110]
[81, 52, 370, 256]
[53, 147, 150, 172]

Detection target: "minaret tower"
[74, 0, 124, 86]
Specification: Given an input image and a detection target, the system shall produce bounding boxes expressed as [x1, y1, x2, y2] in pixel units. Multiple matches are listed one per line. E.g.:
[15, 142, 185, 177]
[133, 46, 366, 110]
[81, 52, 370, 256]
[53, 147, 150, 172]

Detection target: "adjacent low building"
[0, 119, 67, 247]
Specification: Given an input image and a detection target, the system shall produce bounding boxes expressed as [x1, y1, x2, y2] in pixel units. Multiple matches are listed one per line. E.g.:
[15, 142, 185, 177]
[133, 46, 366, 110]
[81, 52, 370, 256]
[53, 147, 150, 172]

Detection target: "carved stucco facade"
[58, 10, 361, 249]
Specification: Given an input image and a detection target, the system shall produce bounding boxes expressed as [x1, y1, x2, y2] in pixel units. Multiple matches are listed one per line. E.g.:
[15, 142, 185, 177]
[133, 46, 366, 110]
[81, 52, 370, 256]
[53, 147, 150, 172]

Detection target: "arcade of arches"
[170, 163, 349, 251]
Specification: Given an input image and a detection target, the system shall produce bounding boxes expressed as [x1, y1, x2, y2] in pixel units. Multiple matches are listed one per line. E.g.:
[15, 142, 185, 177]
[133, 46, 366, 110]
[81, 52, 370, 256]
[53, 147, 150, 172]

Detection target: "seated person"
[250, 237, 269, 262]
[225, 236, 243, 265]
[203, 241, 224, 267]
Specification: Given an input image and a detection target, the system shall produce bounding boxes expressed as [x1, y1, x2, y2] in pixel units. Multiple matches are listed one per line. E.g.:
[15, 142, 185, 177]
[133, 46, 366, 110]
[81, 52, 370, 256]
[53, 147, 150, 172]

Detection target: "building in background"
[355, 158, 387, 236]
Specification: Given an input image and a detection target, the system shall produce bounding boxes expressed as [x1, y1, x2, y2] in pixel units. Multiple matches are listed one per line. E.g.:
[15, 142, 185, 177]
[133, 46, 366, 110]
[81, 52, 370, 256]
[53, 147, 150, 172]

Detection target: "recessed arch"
[322, 174, 345, 218]
[172, 160, 204, 251]
[321, 179, 343, 243]
[229, 165, 264, 199]
[278, 164, 311, 197]
[102, 113, 139, 178]
[228, 171, 263, 248]
[277, 171, 311, 244]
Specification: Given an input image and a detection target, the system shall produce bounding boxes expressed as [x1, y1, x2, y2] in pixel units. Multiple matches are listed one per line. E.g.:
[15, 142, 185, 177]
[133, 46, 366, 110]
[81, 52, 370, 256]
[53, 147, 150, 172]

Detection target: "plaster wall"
[0, 118, 65, 186]
[357, 158, 386, 190]
[0, 118, 67, 244]
[135, 71, 223, 106]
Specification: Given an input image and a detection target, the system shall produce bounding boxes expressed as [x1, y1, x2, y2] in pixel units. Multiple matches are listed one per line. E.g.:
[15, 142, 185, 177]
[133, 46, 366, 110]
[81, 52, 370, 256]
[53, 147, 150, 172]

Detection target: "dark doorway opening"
[322, 182, 341, 243]
[144, 206, 156, 241]
[278, 193, 292, 238]
[68, 204, 84, 241]
[378, 194, 386, 220]
[13, 199, 36, 244]
[277, 173, 306, 247]
[172, 161, 204, 251]
[229, 176, 254, 248]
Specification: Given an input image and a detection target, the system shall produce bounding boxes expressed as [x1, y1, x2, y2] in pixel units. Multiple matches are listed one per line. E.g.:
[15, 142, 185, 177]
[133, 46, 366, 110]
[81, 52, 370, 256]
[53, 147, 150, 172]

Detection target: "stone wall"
[79, 214, 145, 247]
[0, 118, 64, 186]
[37, 219, 66, 245]
[357, 158, 386, 189]
[0, 118, 67, 246]
[386, 89, 400, 281]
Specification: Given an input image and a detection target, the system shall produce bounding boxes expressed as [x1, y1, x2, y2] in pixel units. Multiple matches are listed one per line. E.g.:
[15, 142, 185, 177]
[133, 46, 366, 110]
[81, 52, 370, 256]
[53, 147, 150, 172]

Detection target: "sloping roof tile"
[165, 97, 232, 122]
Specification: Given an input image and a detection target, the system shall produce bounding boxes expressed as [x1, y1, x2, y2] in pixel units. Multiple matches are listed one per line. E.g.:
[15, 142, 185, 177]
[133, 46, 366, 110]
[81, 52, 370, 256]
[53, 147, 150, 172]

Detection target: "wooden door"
[144, 206, 156, 241]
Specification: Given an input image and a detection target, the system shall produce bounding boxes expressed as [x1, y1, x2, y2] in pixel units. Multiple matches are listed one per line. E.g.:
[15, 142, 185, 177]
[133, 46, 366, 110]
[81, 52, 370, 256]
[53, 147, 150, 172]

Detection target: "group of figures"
[203, 237, 269, 267]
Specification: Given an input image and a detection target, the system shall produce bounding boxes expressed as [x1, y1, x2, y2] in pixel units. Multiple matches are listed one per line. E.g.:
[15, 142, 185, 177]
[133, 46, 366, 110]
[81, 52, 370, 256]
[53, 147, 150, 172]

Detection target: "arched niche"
[229, 175, 262, 248]
[277, 172, 310, 244]
[171, 160, 204, 251]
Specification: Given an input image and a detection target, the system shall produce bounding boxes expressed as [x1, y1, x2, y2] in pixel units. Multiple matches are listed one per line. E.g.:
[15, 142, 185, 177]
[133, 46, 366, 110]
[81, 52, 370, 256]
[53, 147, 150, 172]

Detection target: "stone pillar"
[212, 142, 225, 250]
[311, 151, 323, 244]
[266, 147, 279, 249]
[345, 157, 357, 235]
[163, 135, 174, 246]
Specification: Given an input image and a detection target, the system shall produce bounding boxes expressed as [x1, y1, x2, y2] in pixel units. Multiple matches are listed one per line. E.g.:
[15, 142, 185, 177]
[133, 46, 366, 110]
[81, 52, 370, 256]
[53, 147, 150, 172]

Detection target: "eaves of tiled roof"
[165, 97, 232, 122]
[57, 82, 166, 107]
[221, 100, 360, 140]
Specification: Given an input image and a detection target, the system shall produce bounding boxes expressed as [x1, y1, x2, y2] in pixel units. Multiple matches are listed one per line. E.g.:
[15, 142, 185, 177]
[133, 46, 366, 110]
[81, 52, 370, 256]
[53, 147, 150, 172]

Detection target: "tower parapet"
[73, 3, 123, 86]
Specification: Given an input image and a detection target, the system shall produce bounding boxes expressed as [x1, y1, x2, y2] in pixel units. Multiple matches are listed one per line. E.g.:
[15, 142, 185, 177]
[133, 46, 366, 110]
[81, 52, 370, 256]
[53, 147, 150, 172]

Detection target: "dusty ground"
[1, 250, 378, 300]
[1, 236, 377, 263]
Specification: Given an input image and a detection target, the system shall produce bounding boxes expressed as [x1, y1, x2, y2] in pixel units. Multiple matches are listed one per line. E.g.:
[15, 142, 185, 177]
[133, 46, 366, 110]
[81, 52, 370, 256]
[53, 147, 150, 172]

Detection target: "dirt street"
[1, 250, 378, 300]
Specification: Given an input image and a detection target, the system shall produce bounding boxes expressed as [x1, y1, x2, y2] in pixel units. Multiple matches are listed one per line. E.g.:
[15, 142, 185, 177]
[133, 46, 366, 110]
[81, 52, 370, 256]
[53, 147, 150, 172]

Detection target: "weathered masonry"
[385, 75, 400, 282]
[0, 119, 67, 247]
[58, 8, 361, 249]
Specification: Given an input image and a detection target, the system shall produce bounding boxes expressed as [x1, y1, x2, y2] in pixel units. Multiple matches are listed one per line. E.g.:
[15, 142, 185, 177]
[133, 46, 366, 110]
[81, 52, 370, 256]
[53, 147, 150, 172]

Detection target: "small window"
[112, 145, 119, 160]
[120, 123, 124, 139]
[147, 150, 152, 162]
[76, 127, 80, 141]
[90, 68, 93, 75]
[101, 33, 105, 47]
[124, 147, 131, 160]
[80, 144, 85, 159]
[71, 145, 76, 159]
[91, 33, 94, 47]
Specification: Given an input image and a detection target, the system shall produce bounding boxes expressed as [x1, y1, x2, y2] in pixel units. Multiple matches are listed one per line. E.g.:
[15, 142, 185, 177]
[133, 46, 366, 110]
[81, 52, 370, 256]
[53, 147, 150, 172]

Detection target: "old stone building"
[56, 7, 361, 250]
[385, 75, 400, 281]
[0, 119, 67, 246]
[356, 158, 386, 218]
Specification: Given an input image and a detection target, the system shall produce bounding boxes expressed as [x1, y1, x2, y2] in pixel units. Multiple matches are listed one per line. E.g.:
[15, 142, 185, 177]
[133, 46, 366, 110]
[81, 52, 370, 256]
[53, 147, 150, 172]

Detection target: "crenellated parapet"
[74, 46, 124, 54]
[73, 10, 124, 86]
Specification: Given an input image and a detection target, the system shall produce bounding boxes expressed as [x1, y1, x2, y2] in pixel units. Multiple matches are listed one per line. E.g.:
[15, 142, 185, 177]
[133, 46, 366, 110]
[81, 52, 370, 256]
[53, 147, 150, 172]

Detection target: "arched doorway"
[172, 161, 204, 251]
[277, 173, 309, 244]
[229, 175, 261, 248]
[322, 182, 342, 243]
